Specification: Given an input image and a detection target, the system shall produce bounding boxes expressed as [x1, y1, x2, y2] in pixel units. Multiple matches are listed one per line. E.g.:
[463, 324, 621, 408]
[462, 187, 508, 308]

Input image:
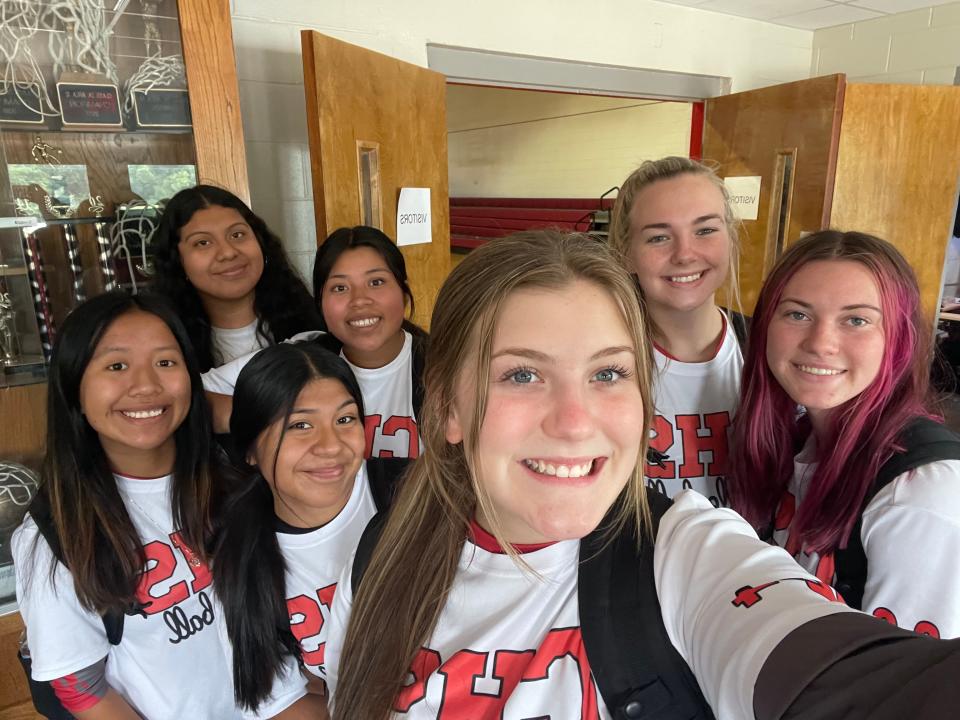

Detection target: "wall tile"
[888, 24, 960, 72]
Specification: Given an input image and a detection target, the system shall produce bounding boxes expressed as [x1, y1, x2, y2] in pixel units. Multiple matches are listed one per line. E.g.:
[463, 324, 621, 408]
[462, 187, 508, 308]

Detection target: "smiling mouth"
[121, 407, 166, 419]
[795, 364, 845, 376]
[667, 271, 704, 284]
[348, 317, 381, 329]
[522, 457, 601, 479]
[216, 264, 248, 277]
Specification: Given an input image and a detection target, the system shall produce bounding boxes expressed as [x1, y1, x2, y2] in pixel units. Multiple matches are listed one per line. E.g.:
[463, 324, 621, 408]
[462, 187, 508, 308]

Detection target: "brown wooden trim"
[821, 73, 846, 227]
[177, 0, 249, 204]
[301, 30, 328, 243]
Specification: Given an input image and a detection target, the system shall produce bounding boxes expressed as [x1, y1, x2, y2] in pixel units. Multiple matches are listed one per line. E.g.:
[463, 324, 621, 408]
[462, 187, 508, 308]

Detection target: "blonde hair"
[333, 231, 655, 720]
[608, 156, 742, 331]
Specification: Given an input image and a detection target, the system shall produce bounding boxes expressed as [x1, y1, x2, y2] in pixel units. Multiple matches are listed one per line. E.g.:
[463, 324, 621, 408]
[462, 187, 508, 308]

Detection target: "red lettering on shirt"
[646, 416, 676, 479]
[287, 583, 337, 668]
[364, 414, 420, 459]
[135, 534, 211, 615]
[676, 412, 731, 478]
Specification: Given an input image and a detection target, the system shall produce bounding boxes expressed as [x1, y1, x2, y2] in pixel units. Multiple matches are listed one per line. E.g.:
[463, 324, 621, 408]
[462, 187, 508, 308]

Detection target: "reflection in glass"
[128, 164, 197, 205]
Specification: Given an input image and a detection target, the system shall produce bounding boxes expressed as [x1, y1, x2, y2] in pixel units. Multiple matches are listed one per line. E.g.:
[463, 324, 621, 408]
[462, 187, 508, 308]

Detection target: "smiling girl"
[729, 230, 960, 639]
[323, 231, 960, 720]
[153, 185, 322, 372]
[609, 158, 743, 506]
[12, 292, 315, 719]
[311, 227, 427, 459]
[214, 343, 409, 714]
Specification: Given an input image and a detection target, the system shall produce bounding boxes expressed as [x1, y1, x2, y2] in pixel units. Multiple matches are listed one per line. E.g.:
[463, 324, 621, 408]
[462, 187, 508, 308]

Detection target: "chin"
[532, 508, 607, 542]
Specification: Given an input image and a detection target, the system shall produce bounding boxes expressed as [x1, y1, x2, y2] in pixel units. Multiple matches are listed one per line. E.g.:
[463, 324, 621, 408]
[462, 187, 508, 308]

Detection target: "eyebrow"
[328, 266, 390, 280]
[492, 346, 635, 362]
[94, 344, 181, 356]
[779, 298, 882, 313]
[290, 398, 357, 414]
[639, 214, 722, 232]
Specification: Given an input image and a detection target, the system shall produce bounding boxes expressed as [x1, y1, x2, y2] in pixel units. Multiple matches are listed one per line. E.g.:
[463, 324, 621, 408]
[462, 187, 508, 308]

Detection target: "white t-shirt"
[773, 441, 960, 639]
[201, 330, 325, 395]
[325, 490, 855, 719]
[211, 319, 270, 366]
[12, 474, 305, 719]
[344, 331, 422, 459]
[646, 314, 743, 506]
[280, 463, 377, 679]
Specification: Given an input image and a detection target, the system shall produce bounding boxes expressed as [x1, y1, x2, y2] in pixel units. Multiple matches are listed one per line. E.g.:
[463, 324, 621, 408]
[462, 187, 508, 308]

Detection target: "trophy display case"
[0, 0, 247, 633]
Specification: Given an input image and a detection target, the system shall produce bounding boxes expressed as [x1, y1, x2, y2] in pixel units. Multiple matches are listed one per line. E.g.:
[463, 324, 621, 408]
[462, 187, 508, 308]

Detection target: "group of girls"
[11, 169, 960, 720]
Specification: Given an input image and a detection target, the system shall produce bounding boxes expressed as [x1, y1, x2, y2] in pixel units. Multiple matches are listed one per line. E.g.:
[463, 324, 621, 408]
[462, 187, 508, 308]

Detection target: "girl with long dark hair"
[728, 230, 960, 638]
[214, 342, 408, 713]
[152, 185, 322, 372]
[323, 231, 960, 720]
[609, 157, 744, 506]
[12, 292, 315, 719]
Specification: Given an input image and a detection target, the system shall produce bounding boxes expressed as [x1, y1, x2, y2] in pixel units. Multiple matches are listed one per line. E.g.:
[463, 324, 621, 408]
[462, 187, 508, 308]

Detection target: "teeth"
[797, 365, 843, 376]
[122, 408, 164, 419]
[349, 317, 379, 328]
[523, 458, 593, 478]
[669, 272, 703, 283]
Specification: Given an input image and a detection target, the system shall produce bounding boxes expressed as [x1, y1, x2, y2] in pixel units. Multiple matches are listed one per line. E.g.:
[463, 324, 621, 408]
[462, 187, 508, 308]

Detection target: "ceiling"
[654, 0, 957, 29]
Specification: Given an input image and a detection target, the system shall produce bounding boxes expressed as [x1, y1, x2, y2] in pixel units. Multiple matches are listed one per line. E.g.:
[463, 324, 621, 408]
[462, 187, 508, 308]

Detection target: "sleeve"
[201, 331, 328, 395]
[322, 553, 357, 708]
[859, 460, 960, 639]
[12, 520, 112, 681]
[653, 490, 857, 720]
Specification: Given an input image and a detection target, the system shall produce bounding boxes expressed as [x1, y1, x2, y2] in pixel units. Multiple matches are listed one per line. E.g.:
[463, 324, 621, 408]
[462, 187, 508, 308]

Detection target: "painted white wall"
[811, 2, 960, 85]
[447, 85, 692, 198]
[229, 0, 812, 278]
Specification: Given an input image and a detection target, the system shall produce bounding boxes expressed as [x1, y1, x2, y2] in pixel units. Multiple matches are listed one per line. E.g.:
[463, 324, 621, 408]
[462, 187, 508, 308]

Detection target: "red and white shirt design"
[13, 474, 306, 719]
[344, 330, 422, 459]
[326, 491, 856, 719]
[280, 463, 376, 677]
[645, 314, 742, 506]
[773, 442, 960, 640]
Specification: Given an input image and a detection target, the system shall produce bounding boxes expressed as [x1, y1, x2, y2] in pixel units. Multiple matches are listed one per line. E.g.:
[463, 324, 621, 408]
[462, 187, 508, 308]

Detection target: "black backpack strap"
[365, 458, 410, 513]
[350, 512, 389, 596]
[579, 491, 715, 720]
[725, 309, 750, 355]
[410, 330, 428, 421]
[834, 417, 960, 609]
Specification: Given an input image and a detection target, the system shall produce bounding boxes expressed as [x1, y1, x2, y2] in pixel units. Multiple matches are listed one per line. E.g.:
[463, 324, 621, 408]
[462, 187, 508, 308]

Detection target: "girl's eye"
[337, 414, 357, 425]
[593, 365, 632, 383]
[193, 238, 210, 248]
[369, 277, 386, 287]
[646, 234, 669, 245]
[786, 310, 809, 321]
[500, 367, 541, 384]
[231, 230, 246, 240]
[288, 421, 313, 431]
[107, 362, 127, 371]
[329, 284, 348, 294]
[156, 359, 177, 368]
[695, 227, 718, 236]
[847, 316, 870, 327]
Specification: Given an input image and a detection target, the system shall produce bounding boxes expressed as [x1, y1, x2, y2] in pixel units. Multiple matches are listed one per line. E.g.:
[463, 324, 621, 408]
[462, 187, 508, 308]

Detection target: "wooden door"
[831, 84, 960, 320]
[301, 32, 451, 328]
[702, 75, 845, 313]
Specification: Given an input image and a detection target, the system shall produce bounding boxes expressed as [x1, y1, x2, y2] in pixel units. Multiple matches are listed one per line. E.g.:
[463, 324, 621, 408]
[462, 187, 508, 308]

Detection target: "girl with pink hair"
[729, 229, 960, 639]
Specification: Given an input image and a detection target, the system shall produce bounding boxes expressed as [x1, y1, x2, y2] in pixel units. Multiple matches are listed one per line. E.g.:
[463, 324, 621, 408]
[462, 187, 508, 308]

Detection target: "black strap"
[410, 329, 428, 421]
[724, 308, 750, 355]
[834, 417, 960, 609]
[365, 458, 410, 513]
[579, 491, 715, 720]
[351, 512, 389, 596]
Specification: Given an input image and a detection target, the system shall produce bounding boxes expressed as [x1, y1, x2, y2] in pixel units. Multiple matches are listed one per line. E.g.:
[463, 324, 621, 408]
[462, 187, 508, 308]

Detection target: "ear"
[445, 404, 464, 445]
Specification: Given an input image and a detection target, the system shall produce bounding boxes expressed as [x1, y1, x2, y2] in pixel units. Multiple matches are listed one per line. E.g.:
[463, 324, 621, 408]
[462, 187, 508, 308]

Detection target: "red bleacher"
[450, 197, 614, 251]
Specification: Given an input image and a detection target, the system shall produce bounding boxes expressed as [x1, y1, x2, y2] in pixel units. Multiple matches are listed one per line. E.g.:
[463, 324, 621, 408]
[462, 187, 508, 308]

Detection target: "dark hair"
[729, 230, 933, 553]
[214, 342, 364, 710]
[33, 291, 217, 614]
[152, 185, 323, 371]
[312, 225, 426, 339]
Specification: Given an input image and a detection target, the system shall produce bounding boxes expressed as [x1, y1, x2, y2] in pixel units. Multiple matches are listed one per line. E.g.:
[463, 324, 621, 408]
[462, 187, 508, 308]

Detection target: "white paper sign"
[723, 176, 762, 221]
[396, 188, 432, 246]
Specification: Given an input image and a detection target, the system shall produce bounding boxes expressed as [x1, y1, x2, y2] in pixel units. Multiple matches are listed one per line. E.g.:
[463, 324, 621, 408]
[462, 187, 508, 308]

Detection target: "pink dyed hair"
[728, 230, 935, 553]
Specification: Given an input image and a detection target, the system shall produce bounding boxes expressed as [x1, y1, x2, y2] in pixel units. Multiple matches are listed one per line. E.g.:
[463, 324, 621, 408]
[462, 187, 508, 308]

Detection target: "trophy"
[0, 2, 61, 126]
[44, 0, 123, 130]
[0, 286, 20, 364]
